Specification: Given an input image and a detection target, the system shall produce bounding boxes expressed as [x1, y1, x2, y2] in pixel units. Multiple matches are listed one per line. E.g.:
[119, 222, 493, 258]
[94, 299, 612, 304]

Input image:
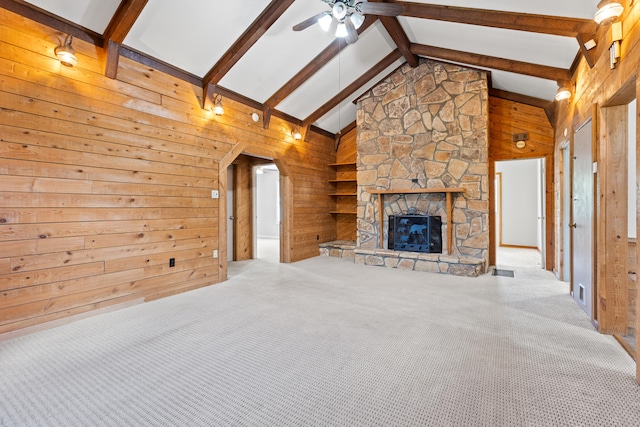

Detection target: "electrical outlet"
[213, 250, 218, 258]
[169, 258, 175, 267]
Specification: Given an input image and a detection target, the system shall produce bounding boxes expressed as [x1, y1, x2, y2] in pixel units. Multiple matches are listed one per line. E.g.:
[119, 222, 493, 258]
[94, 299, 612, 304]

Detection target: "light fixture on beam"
[55, 35, 78, 67]
[555, 82, 572, 102]
[292, 126, 302, 140]
[594, 0, 624, 25]
[212, 94, 224, 116]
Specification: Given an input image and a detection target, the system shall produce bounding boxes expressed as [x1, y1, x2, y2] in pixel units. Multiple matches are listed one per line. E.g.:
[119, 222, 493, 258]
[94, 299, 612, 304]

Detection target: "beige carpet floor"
[0, 256, 639, 426]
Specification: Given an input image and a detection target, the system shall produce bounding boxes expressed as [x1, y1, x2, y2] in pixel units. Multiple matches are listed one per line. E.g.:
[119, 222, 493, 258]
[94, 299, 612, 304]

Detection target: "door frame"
[489, 153, 554, 270]
[217, 144, 292, 280]
[559, 140, 572, 283]
[571, 116, 595, 320]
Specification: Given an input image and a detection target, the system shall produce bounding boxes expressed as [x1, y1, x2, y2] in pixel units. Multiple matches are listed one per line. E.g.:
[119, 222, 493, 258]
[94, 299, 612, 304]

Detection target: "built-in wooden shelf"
[329, 161, 358, 237]
[328, 162, 357, 167]
[329, 178, 357, 183]
[365, 187, 466, 253]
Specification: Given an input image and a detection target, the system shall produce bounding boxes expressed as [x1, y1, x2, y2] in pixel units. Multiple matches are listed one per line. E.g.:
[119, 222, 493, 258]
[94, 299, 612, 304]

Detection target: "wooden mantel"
[365, 187, 466, 253]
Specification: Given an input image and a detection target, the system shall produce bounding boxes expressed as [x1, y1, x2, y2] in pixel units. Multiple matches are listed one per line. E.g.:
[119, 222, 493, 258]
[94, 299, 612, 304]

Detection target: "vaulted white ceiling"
[20, 0, 600, 134]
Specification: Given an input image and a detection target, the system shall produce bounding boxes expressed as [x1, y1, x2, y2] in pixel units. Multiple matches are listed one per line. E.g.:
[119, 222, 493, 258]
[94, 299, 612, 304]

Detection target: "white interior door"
[572, 121, 593, 318]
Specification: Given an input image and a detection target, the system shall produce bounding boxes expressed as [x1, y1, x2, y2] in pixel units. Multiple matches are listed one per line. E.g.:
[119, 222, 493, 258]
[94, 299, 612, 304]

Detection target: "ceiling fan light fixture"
[318, 12, 333, 31]
[350, 12, 365, 30]
[594, 0, 624, 25]
[332, 2, 348, 20]
[335, 22, 348, 38]
[55, 35, 78, 67]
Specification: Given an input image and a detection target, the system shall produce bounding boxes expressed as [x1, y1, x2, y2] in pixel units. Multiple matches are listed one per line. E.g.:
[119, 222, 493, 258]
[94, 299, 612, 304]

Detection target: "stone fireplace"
[354, 59, 489, 277]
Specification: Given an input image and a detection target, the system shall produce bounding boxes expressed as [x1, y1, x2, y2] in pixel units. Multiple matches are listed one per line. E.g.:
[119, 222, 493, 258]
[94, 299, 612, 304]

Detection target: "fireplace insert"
[388, 215, 442, 253]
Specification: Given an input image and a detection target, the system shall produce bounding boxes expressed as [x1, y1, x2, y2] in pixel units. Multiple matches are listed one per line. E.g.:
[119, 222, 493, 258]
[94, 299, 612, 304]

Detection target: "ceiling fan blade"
[293, 12, 327, 31]
[345, 18, 358, 44]
[358, 2, 404, 16]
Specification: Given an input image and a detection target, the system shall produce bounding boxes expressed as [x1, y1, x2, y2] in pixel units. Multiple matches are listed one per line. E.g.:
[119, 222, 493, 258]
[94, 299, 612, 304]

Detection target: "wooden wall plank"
[0, 7, 336, 334]
[596, 105, 629, 334]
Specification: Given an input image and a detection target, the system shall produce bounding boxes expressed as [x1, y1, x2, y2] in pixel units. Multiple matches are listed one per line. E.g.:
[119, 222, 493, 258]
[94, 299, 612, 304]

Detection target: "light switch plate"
[211, 190, 219, 199]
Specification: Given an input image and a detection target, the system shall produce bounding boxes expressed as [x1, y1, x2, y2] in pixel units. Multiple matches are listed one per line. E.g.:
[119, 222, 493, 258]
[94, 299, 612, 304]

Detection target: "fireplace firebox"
[388, 215, 442, 253]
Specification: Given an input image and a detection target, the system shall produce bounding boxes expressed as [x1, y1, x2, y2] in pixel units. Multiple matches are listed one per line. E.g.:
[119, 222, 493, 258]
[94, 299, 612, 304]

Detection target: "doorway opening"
[254, 164, 280, 263]
[494, 158, 545, 269]
[227, 154, 282, 264]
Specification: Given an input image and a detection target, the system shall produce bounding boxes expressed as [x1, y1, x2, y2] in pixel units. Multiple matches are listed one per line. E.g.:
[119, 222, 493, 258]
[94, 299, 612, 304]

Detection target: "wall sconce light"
[594, 0, 624, 25]
[555, 82, 572, 102]
[211, 94, 224, 116]
[512, 132, 529, 149]
[610, 22, 623, 68]
[292, 127, 302, 140]
[55, 35, 78, 67]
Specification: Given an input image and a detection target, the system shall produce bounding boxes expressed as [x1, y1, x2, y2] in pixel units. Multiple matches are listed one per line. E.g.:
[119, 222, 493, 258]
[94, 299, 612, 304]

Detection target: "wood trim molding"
[496, 172, 503, 247]
[366, 187, 466, 253]
[411, 43, 571, 82]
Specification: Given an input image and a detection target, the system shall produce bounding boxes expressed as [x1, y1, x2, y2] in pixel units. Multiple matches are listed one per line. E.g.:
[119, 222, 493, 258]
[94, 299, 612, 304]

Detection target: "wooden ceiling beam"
[202, 0, 295, 93]
[378, 17, 419, 67]
[263, 18, 376, 111]
[102, 0, 148, 79]
[394, 1, 597, 38]
[410, 43, 571, 82]
[303, 49, 403, 126]
[103, 0, 148, 44]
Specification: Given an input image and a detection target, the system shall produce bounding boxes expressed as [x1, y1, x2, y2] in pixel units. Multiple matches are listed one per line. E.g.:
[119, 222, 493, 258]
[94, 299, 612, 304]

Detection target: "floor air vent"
[493, 269, 515, 277]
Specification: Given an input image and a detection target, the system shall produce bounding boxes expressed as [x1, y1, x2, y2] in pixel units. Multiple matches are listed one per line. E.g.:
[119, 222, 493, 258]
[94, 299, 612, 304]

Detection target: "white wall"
[628, 99, 637, 239]
[256, 166, 280, 238]
[496, 159, 539, 247]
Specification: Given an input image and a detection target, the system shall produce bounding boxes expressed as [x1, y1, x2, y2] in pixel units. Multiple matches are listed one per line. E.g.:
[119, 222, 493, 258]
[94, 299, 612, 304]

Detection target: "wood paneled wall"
[0, 9, 336, 334]
[554, 4, 640, 340]
[488, 97, 555, 270]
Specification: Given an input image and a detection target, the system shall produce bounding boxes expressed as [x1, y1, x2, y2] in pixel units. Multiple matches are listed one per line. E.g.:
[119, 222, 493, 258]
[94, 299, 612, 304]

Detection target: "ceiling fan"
[293, 0, 403, 44]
